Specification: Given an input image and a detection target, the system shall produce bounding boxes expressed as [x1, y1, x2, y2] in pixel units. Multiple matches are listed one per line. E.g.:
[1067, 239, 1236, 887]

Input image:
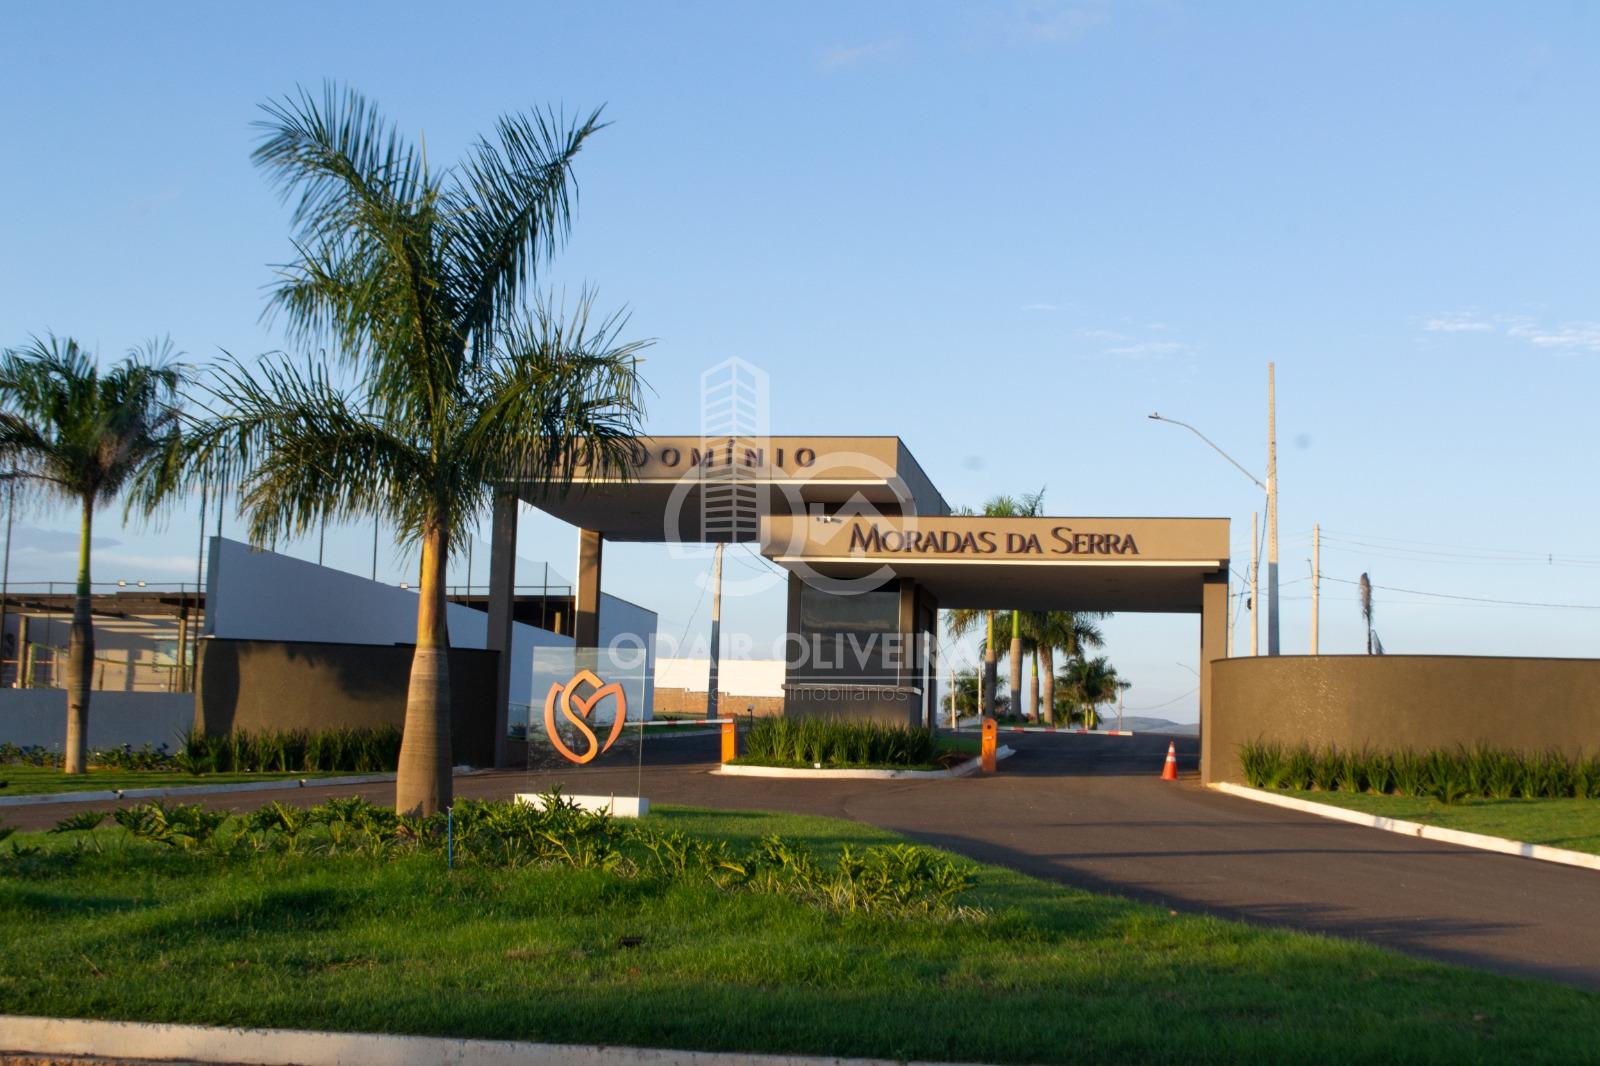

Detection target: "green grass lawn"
[2, 805, 1597, 1063]
[0, 767, 362, 797]
[1282, 790, 1600, 855]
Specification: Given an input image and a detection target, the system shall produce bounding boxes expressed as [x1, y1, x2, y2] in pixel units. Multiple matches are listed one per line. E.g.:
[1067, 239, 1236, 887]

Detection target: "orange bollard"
[1160, 740, 1178, 781]
[721, 720, 737, 764]
[980, 717, 997, 773]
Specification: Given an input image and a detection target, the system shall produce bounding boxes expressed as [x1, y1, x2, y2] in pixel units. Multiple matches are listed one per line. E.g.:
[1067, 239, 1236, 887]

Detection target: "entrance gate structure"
[484, 436, 1231, 780]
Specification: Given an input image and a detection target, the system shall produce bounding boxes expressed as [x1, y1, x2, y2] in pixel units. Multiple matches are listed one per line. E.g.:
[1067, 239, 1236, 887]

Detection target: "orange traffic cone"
[1160, 741, 1178, 781]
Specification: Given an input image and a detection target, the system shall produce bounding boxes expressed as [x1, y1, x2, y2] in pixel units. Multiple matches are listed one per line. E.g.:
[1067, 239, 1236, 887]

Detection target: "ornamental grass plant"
[1240, 740, 1600, 804]
[742, 718, 942, 769]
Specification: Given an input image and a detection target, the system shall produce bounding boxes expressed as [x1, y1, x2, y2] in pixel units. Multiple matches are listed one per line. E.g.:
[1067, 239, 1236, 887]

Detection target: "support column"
[574, 527, 603, 649]
[897, 578, 919, 729]
[782, 571, 803, 714]
[486, 491, 518, 767]
[1199, 568, 1229, 783]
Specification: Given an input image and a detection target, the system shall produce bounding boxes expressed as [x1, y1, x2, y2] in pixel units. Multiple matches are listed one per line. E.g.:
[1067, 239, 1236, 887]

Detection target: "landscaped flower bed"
[734, 718, 973, 771]
[3, 727, 402, 776]
[1239, 741, 1600, 803]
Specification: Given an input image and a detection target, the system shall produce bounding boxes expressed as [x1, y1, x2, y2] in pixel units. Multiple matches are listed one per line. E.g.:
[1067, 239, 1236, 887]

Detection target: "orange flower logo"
[542, 668, 628, 764]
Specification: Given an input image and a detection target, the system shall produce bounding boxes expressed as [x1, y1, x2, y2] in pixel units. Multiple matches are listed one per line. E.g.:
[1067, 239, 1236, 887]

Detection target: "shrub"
[1577, 756, 1600, 801]
[1237, 741, 1598, 802]
[1385, 750, 1424, 796]
[1336, 748, 1366, 794]
[180, 726, 403, 774]
[744, 718, 939, 768]
[60, 793, 980, 919]
[1310, 747, 1342, 791]
[1424, 750, 1466, 805]
[1239, 739, 1281, 788]
[1284, 746, 1315, 791]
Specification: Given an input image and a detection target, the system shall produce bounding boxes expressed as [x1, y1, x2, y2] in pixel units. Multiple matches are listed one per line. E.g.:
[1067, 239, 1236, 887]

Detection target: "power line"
[1321, 574, 1600, 610]
[736, 541, 787, 577]
[1320, 528, 1600, 565]
[1122, 686, 1198, 712]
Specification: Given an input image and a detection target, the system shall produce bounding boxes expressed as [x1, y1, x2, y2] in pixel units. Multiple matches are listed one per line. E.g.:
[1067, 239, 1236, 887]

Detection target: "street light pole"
[1266, 362, 1279, 656]
[1148, 362, 1281, 657]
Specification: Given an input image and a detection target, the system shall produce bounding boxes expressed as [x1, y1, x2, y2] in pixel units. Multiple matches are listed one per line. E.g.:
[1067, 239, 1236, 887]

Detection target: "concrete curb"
[715, 746, 1015, 781]
[0, 773, 395, 809]
[0, 1015, 983, 1066]
[1210, 782, 1600, 873]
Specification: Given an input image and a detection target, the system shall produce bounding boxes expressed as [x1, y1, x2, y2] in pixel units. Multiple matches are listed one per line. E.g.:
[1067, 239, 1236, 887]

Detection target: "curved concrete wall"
[1206, 655, 1600, 783]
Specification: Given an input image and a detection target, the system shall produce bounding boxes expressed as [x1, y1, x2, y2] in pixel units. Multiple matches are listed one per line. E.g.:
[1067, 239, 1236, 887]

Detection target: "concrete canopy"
[759, 514, 1230, 613]
[517, 436, 948, 542]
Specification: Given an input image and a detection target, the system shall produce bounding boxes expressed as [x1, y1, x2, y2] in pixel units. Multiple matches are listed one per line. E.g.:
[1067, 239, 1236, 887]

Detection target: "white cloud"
[1104, 340, 1188, 358]
[1020, 302, 1058, 312]
[820, 39, 900, 69]
[1505, 320, 1600, 352]
[1423, 313, 1494, 333]
[1420, 311, 1600, 353]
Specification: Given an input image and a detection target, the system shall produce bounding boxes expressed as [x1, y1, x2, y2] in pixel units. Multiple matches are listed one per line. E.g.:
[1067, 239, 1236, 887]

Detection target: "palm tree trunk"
[1028, 648, 1039, 722]
[1039, 645, 1055, 727]
[396, 522, 452, 815]
[63, 496, 94, 775]
[982, 610, 997, 717]
[1008, 613, 1022, 722]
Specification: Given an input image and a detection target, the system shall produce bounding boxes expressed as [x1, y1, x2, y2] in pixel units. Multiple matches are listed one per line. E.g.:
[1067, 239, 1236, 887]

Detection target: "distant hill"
[1119, 717, 1198, 735]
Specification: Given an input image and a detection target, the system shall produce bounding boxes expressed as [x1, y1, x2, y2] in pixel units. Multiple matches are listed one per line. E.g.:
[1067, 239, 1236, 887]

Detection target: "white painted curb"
[0, 1015, 983, 1066]
[1210, 782, 1600, 873]
[715, 746, 1014, 780]
[0, 773, 395, 809]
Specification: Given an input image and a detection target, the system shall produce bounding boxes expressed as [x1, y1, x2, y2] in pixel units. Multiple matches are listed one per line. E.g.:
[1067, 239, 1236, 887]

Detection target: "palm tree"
[1359, 572, 1375, 654]
[181, 85, 648, 815]
[981, 489, 1044, 717]
[0, 336, 184, 773]
[1060, 656, 1123, 729]
[949, 667, 982, 716]
[1024, 610, 1105, 726]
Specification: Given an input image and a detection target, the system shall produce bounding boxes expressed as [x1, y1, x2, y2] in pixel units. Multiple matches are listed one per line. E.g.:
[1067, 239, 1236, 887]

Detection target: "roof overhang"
[516, 436, 949, 542]
[760, 514, 1230, 613]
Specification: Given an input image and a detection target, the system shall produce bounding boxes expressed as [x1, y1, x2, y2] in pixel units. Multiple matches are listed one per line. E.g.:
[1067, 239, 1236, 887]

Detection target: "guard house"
[482, 436, 1228, 760]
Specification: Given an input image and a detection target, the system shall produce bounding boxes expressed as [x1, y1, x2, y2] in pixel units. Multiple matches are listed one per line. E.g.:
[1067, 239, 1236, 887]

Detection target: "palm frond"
[181, 355, 428, 546]
[462, 291, 649, 500]
[446, 106, 605, 342]
[0, 333, 186, 516]
[255, 82, 458, 401]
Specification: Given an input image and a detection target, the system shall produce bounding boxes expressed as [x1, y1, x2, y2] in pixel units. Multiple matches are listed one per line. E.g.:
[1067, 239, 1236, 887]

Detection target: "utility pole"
[705, 542, 724, 721]
[1266, 362, 1280, 656]
[1226, 575, 1236, 657]
[1310, 522, 1320, 654]
[949, 666, 957, 729]
[1250, 510, 1260, 656]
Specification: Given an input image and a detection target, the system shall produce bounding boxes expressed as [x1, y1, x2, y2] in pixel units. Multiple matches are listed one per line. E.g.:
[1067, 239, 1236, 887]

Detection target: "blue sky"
[4, 2, 1599, 720]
